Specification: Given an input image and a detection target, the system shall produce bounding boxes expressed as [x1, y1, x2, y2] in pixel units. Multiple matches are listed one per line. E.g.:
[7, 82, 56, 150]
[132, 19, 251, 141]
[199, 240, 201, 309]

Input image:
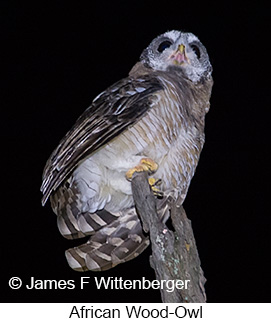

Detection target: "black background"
[2, 1, 270, 303]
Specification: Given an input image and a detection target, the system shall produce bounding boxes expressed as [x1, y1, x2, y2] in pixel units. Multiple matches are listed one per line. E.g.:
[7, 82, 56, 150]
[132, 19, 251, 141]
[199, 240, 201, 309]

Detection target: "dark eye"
[191, 44, 201, 59]
[157, 40, 172, 53]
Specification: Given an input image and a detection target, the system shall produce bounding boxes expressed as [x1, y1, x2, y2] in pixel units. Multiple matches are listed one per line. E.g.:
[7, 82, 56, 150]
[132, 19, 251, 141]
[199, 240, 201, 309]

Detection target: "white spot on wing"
[126, 90, 137, 95]
[135, 87, 146, 93]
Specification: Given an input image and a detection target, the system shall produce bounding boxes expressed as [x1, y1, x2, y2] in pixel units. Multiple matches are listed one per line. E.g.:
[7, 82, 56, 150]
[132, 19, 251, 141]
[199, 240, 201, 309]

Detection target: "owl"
[41, 30, 213, 271]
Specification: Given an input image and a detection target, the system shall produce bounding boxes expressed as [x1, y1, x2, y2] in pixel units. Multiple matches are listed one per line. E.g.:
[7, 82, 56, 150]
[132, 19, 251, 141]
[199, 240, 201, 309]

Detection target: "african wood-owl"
[41, 30, 213, 271]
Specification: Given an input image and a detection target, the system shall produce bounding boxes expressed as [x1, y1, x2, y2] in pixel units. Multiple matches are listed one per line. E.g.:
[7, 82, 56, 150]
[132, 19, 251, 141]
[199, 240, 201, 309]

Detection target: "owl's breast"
[73, 83, 205, 213]
[155, 126, 204, 202]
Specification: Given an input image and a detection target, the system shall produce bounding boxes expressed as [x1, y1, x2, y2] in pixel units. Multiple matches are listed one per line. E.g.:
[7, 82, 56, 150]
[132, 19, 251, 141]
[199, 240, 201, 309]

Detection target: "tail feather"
[65, 208, 149, 271]
[50, 184, 120, 239]
[49, 179, 176, 272]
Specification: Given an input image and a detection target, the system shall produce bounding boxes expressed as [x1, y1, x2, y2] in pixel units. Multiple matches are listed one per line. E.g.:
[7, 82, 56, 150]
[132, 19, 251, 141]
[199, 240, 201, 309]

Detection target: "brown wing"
[41, 74, 163, 205]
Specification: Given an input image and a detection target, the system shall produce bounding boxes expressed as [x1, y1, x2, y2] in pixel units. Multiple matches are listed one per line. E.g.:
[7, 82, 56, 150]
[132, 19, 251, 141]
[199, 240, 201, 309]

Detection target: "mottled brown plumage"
[41, 30, 213, 271]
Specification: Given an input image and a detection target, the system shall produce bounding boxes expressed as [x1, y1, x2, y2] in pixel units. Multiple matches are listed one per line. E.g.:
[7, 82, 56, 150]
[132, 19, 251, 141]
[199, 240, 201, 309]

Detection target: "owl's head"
[140, 30, 212, 83]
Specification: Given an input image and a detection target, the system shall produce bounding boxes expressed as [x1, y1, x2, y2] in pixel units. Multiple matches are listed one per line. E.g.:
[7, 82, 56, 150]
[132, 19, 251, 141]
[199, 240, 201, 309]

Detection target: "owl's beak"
[170, 44, 189, 65]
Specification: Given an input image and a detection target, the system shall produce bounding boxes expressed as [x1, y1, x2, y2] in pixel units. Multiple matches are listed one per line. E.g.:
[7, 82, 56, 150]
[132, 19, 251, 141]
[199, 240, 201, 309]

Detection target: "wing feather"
[41, 74, 163, 205]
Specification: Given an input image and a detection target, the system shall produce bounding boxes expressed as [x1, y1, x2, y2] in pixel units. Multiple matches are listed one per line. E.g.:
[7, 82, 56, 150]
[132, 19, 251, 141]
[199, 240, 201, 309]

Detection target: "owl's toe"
[148, 177, 164, 198]
[125, 158, 158, 181]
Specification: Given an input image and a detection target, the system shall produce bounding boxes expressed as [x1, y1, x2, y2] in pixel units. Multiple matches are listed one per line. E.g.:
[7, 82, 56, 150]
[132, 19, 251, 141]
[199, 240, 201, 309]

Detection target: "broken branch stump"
[131, 171, 206, 303]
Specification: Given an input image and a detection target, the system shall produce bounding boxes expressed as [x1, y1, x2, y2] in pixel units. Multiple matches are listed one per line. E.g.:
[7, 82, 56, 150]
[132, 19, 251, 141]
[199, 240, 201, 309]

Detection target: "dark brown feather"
[41, 73, 163, 205]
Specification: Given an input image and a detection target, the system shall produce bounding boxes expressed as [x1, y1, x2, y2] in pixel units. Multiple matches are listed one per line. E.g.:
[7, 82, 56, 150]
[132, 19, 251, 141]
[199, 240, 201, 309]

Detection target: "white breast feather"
[71, 85, 203, 214]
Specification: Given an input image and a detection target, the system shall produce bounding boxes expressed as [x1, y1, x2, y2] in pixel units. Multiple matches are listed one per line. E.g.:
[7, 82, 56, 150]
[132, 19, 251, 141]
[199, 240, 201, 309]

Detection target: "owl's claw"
[148, 177, 164, 198]
[126, 158, 163, 198]
[126, 158, 158, 180]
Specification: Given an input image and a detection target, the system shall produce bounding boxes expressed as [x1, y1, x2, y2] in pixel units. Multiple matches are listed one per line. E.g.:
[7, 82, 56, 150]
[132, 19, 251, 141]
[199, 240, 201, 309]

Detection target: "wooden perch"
[131, 171, 206, 303]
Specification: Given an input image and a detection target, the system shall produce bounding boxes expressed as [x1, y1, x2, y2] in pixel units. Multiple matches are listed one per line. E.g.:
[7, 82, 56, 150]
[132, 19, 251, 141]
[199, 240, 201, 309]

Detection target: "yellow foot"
[148, 177, 164, 198]
[126, 158, 158, 181]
